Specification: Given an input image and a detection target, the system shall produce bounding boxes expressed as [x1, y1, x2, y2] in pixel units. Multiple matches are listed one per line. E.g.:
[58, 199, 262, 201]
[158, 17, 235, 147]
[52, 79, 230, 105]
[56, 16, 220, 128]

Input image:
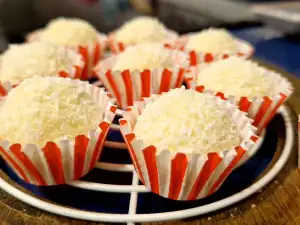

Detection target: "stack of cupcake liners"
[26, 29, 108, 80]
[93, 48, 189, 109]
[119, 93, 260, 200]
[0, 81, 116, 186]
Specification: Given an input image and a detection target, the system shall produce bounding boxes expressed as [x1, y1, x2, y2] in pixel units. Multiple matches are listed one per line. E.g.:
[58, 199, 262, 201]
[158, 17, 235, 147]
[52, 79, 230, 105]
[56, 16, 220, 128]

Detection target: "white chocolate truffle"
[41, 17, 98, 46]
[197, 56, 279, 99]
[186, 28, 238, 53]
[0, 42, 81, 83]
[0, 77, 102, 146]
[114, 16, 169, 45]
[113, 43, 174, 71]
[134, 88, 241, 154]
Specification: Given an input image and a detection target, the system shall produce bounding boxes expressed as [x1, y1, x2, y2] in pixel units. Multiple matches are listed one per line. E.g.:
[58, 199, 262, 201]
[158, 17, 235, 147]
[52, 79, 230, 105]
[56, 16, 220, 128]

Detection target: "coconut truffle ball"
[0, 77, 102, 146]
[113, 43, 175, 71]
[0, 42, 81, 83]
[40, 17, 98, 46]
[197, 56, 280, 99]
[114, 16, 169, 45]
[186, 28, 238, 54]
[133, 88, 241, 154]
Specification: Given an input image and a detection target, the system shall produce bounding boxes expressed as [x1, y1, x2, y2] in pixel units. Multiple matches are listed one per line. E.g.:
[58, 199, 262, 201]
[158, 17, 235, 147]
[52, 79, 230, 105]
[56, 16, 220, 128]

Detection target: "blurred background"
[0, 0, 300, 52]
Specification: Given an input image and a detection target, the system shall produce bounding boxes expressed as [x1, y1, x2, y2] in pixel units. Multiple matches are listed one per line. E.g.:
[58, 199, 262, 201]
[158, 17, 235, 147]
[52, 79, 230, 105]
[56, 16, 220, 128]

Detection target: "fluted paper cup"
[0, 81, 14, 97]
[0, 48, 85, 97]
[119, 92, 260, 201]
[94, 48, 189, 109]
[0, 80, 116, 186]
[186, 69, 293, 135]
[107, 29, 178, 54]
[165, 34, 254, 66]
[26, 29, 107, 80]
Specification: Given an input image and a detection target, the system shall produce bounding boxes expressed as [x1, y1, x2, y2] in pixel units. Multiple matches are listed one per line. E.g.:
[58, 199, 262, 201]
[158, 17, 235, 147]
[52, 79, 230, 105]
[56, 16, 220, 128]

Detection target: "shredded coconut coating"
[0, 77, 102, 146]
[113, 43, 174, 71]
[186, 28, 238, 53]
[41, 17, 98, 46]
[0, 42, 81, 84]
[134, 88, 241, 154]
[114, 16, 169, 45]
[197, 56, 279, 99]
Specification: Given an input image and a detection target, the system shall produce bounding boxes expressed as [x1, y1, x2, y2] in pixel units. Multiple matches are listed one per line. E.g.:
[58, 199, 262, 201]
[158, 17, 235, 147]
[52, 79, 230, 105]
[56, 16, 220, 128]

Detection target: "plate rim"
[0, 105, 294, 223]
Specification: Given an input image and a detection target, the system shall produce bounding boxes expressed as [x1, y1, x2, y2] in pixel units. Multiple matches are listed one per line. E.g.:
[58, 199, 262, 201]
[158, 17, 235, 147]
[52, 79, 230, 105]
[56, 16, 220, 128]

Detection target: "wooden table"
[0, 62, 299, 225]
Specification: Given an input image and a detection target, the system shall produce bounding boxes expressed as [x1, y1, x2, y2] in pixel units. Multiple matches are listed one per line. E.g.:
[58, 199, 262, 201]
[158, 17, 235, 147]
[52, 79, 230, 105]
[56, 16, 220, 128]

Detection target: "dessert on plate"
[0, 41, 84, 95]
[186, 56, 293, 133]
[112, 43, 177, 71]
[39, 18, 99, 47]
[186, 28, 239, 54]
[94, 43, 189, 109]
[26, 17, 107, 80]
[120, 88, 259, 200]
[108, 16, 178, 53]
[172, 27, 254, 66]
[0, 76, 116, 186]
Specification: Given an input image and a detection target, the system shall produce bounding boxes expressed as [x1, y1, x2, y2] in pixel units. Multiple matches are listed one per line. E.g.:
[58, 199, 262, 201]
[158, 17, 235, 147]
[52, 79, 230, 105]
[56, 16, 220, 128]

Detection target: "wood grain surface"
[0, 61, 299, 225]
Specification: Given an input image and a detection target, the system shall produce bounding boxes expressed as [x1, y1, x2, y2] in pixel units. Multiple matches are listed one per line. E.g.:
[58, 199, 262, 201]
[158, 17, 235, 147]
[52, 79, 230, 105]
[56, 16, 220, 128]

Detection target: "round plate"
[0, 105, 294, 224]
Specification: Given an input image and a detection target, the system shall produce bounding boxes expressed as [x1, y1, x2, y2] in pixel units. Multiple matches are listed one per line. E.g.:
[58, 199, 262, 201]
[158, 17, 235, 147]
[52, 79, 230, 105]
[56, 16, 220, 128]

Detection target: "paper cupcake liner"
[119, 93, 260, 201]
[94, 48, 189, 109]
[0, 81, 14, 97]
[107, 29, 178, 54]
[165, 34, 254, 66]
[0, 48, 85, 97]
[26, 29, 107, 80]
[0, 80, 116, 186]
[185, 69, 293, 135]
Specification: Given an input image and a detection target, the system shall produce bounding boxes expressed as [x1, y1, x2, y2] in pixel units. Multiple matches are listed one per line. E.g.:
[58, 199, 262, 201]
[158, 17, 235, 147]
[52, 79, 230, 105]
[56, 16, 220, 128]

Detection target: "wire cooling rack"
[70, 162, 146, 225]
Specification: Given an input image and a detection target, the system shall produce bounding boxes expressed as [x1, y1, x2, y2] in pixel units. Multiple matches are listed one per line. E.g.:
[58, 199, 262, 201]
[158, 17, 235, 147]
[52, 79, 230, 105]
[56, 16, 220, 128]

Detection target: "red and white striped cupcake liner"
[0, 81, 14, 97]
[0, 81, 116, 186]
[26, 29, 107, 80]
[94, 48, 189, 109]
[186, 70, 293, 135]
[119, 92, 260, 201]
[107, 29, 178, 54]
[165, 34, 254, 66]
[0, 48, 85, 97]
